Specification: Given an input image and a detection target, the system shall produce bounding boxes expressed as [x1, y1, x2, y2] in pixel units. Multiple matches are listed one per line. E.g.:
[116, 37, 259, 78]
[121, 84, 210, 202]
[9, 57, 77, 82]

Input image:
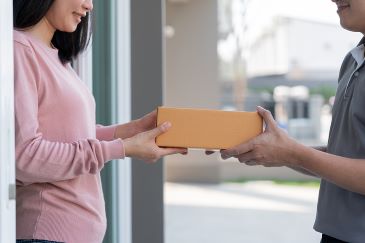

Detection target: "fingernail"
[163, 122, 171, 129]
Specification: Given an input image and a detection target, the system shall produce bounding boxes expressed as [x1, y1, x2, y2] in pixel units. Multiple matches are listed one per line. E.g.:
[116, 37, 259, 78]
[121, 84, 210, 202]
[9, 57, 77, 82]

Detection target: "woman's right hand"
[123, 122, 187, 163]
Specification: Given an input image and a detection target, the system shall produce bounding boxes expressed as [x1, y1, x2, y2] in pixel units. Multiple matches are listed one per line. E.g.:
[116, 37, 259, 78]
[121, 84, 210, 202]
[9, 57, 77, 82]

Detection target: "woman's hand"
[114, 110, 158, 140]
[135, 110, 158, 132]
[220, 106, 300, 167]
[123, 121, 187, 163]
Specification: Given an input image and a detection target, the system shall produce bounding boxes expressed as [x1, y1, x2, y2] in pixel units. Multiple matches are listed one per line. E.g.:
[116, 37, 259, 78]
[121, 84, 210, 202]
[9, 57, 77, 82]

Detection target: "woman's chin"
[59, 25, 78, 33]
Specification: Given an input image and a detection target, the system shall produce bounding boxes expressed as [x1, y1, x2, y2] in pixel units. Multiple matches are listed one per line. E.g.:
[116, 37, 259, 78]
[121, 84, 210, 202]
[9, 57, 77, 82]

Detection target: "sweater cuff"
[102, 138, 125, 162]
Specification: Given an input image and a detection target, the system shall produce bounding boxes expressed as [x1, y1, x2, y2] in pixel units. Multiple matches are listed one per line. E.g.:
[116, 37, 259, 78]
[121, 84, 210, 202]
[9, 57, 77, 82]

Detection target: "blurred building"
[244, 17, 361, 142]
[247, 16, 360, 78]
[223, 16, 361, 143]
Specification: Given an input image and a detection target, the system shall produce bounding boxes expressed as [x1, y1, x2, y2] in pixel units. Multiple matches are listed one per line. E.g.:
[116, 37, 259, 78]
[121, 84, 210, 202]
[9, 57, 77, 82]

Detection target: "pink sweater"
[14, 30, 125, 243]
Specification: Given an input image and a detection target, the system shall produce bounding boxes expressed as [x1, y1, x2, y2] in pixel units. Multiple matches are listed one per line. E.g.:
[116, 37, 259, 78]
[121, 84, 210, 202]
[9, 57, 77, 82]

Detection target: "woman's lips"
[73, 13, 83, 22]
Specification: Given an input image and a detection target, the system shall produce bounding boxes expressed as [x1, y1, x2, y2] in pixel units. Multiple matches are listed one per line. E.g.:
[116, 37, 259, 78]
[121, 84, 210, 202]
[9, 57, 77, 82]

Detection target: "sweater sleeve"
[14, 42, 125, 185]
[96, 124, 119, 141]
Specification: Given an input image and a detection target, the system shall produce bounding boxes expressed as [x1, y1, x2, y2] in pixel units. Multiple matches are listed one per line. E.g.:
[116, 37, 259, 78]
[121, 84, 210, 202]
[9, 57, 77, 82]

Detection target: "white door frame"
[115, 0, 132, 242]
[0, 0, 16, 242]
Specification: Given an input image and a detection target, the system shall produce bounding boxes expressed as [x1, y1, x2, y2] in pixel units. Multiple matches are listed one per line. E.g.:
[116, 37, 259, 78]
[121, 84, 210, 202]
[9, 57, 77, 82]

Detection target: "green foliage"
[248, 87, 274, 95]
[272, 180, 320, 188]
[309, 86, 336, 101]
[226, 179, 320, 188]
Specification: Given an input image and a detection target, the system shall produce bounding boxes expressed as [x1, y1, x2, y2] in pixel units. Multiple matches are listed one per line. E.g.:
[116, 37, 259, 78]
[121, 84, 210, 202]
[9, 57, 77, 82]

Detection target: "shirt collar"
[358, 36, 365, 46]
[350, 37, 365, 67]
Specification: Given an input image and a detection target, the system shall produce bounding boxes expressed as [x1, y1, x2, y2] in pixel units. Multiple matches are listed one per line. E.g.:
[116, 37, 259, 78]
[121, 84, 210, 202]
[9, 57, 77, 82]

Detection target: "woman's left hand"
[124, 121, 187, 163]
[135, 110, 158, 132]
[114, 110, 158, 140]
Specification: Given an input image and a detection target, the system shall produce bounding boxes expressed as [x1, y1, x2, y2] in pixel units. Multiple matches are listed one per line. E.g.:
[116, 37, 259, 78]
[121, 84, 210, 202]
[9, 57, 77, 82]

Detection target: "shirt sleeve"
[96, 124, 119, 141]
[14, 42, 125, 185]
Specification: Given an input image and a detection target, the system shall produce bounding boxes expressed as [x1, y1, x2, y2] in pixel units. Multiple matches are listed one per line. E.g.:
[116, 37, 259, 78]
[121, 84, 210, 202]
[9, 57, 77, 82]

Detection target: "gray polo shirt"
[314, 37, 365, 243]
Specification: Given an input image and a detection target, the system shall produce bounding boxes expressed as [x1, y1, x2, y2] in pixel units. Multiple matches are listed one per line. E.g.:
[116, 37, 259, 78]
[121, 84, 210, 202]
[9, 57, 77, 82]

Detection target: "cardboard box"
[156, 107, 263, 149]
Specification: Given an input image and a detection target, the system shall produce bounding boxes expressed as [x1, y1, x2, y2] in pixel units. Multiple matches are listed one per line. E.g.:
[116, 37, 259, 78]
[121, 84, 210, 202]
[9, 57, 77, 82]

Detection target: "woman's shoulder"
[13, 29, 33, 49]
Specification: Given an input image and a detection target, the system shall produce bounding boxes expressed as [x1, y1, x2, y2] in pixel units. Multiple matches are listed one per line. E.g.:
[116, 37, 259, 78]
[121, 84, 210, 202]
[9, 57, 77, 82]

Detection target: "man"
[221, 1, 365, 242]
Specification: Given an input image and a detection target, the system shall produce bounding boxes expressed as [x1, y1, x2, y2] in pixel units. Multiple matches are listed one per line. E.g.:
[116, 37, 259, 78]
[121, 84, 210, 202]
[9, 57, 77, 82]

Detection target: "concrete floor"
[165, 181, 321, 243]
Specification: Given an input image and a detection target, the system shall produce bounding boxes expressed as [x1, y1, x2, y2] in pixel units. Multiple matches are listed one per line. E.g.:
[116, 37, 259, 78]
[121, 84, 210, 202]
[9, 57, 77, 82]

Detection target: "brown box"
[156, 107, 263, 149]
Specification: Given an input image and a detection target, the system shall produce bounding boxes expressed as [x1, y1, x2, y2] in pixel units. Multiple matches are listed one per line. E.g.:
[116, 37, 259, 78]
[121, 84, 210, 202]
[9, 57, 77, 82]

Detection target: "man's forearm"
[287, 145, 327, 177]
[287, 165, 318, 177]
[292, 144, 365, 195]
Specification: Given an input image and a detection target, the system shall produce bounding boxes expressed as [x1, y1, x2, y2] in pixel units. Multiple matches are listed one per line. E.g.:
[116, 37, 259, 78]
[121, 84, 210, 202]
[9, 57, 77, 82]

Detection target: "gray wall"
[165, 0, 219, 108]
[93, 0, 165, 242]
[131, 1, 165, 243]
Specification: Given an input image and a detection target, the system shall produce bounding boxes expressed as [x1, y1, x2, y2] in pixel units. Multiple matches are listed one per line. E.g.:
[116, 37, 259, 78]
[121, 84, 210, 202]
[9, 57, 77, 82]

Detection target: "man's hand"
[220, 106, 300, 167]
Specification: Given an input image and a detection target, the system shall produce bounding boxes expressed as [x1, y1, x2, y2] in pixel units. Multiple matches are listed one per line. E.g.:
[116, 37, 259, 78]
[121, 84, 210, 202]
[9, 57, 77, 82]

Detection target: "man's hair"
[13, 0, 92, 64]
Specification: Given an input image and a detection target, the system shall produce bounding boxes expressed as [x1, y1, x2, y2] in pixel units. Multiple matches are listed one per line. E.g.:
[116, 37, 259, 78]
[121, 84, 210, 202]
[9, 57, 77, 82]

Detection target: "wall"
[165, 0, 221, 183]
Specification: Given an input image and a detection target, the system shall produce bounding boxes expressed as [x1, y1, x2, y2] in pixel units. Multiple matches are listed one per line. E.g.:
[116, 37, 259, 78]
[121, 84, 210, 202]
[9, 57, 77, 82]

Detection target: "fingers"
[143, 147, 187, 163]
[221, 149, 259, 166]
[244, 161, 258, 166]
[205, 150, 215, 155]
[221, 140, 255, 159]
[236, 151, 256, 164]
[146, 110, 157, 120]
[159, 147, 187, 156]
[141, 110, 157, 120]
[148, 121, 171, 138]
[140, 110, 158, 130]
[257, 106, 277, 129]
[228, 151, 260, 166]
[181, 150, 188, 155]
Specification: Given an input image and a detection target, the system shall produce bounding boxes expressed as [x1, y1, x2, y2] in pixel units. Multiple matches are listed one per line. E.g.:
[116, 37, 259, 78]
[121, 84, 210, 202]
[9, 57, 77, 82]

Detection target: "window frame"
[0, 0, 16, 242]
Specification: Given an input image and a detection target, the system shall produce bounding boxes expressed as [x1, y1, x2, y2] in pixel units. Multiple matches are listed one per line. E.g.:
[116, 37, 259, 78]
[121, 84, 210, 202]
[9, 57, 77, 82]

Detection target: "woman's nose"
[83, 0, 93, 12]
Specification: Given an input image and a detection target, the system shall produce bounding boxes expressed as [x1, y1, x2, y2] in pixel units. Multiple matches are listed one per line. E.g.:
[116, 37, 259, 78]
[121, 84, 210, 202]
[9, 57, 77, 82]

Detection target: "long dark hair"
[13, 0, 92, 64]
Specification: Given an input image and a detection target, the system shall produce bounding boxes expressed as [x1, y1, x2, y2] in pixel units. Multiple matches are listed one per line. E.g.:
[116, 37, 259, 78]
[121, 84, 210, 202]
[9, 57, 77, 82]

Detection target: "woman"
[14, 1, 186, 242]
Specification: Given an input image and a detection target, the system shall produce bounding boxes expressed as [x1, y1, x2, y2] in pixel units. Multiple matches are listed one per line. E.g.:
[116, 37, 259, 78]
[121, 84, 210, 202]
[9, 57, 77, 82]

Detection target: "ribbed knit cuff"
[102, 138, 125, 162]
